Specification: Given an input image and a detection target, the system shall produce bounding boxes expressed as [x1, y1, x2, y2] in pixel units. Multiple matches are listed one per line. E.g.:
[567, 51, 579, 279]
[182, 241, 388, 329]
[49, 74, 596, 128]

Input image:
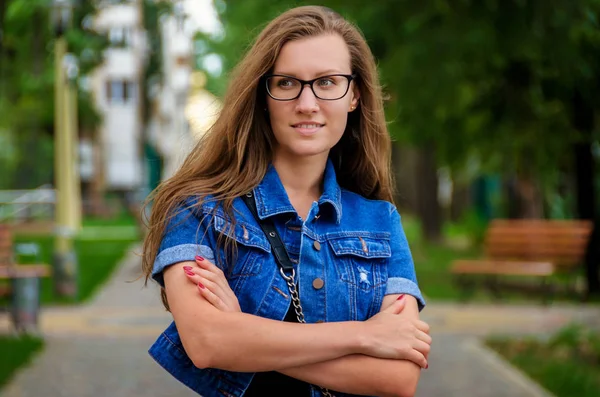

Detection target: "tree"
[197, 1, 599, 249]
[0, 0, 106, 189]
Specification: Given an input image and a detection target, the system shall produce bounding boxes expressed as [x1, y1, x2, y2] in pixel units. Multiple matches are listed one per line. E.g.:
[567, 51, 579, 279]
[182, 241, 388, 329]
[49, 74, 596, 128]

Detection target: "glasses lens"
[312, 76, 350, 100]
[266, 75, 350, 100]
[266, 76, 301, 100]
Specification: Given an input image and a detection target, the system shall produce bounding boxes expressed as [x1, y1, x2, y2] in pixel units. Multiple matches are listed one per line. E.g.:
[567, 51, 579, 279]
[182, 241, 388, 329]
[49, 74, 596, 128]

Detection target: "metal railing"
[0, 184, 56, 223]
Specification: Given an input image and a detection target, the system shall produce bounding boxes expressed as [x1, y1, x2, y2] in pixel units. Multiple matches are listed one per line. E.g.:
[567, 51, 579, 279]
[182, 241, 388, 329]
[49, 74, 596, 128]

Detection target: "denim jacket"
[149, 160, 425, 397]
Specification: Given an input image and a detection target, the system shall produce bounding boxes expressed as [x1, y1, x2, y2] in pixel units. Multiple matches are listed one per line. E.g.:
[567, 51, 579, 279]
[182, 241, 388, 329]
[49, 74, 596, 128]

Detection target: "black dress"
[243, 307, 312, 396]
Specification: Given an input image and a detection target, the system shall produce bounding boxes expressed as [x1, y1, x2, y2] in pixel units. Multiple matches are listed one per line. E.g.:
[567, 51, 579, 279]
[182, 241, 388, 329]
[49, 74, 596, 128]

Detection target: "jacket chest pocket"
[328, 235, 391, 292]
[213, 215, 270, 279]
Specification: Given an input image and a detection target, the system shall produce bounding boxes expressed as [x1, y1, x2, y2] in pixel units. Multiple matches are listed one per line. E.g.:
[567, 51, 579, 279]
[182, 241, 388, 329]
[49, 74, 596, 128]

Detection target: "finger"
[412, 339, 431, 359]
[193, 268, 235, 302]
[183, 266, 204, 285]
[197, 280, 228, 311]
[415, 330, 432, 346]
[416, 320, 430, 334]
[405, 349, 428, 369]
[195, 256, 224, 276]
[382, 294, 406, 314]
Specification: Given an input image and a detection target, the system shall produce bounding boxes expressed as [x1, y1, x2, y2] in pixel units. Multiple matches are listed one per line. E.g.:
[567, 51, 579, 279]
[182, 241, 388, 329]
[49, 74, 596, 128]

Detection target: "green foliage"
[0, 335, 44, 388]
[488, 325, 600, 397]
[0, 0, 108, 189]
[197, 0, 600, 196]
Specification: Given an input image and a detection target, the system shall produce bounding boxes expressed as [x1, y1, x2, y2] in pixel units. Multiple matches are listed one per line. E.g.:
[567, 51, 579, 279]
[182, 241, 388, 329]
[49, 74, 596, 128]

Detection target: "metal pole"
[53, 37, 78, 298]
[66, 77, 81, 231]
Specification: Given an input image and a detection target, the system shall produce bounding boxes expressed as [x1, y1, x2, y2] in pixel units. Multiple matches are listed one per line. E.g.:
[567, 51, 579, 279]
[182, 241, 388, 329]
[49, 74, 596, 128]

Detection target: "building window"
[108, 27, 132, 47]
[106, 80, 136, 104]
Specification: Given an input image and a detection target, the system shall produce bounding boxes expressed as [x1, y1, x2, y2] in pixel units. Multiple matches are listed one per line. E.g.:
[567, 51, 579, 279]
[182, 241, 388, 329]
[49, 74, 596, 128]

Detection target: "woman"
[142, 5, 431, 397]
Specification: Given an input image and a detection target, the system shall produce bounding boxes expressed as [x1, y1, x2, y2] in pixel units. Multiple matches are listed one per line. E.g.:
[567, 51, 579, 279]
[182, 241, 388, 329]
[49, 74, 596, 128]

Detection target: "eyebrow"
[271, 69, 350, 77]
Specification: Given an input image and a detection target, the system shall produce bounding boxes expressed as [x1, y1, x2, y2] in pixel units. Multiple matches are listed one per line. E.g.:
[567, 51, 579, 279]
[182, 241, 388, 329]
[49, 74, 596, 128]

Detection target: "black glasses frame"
[264, 74, 356, 101]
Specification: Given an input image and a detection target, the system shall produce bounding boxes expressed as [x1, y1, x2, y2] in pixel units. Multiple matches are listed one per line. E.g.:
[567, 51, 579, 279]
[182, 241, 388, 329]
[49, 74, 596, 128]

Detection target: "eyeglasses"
[265, 74, 355, 101]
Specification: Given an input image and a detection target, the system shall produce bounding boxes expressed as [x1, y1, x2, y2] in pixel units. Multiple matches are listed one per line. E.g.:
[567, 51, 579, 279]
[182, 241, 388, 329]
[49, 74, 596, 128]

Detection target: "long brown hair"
[142, 6, 394, 305]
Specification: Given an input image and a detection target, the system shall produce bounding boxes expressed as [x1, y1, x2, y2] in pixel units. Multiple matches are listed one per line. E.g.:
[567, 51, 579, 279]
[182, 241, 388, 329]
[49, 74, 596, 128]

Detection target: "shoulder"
[339, 189, 397, 231]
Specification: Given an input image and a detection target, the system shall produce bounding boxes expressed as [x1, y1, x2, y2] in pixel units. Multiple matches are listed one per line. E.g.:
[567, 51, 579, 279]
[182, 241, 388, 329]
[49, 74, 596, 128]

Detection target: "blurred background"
[0, 1, 599, 396]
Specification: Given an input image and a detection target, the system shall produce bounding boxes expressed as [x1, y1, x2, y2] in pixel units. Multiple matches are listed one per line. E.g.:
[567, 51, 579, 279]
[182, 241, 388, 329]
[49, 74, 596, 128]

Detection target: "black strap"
[241, 192, 295, 272]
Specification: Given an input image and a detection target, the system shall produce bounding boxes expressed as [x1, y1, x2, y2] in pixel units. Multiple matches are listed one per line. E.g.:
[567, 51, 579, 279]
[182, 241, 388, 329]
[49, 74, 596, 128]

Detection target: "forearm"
[186, 310, 365, 371]
[280, 355, 421, 397]
[166, 262, 365, 372]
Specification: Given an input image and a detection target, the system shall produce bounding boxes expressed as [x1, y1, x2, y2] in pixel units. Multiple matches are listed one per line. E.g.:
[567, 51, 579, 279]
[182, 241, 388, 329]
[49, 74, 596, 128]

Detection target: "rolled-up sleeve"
[152, 201, 216, 287]
[386, 207, 426, 311]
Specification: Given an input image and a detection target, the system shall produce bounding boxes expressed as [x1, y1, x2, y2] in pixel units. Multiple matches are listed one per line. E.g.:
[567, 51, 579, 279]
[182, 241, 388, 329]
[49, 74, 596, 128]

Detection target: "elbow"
[180, 327, 216, 370]
[380, 371, 420, 397]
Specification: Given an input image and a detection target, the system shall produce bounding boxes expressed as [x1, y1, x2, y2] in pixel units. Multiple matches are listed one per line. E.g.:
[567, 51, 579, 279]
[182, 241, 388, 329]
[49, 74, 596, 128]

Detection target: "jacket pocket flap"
[213, 215, 270, 253]
[328, 235, 391, 259]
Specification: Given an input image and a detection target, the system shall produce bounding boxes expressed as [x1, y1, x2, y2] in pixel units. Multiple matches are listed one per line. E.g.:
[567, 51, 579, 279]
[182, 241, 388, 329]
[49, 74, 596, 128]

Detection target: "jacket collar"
[253, 159, 342, 224]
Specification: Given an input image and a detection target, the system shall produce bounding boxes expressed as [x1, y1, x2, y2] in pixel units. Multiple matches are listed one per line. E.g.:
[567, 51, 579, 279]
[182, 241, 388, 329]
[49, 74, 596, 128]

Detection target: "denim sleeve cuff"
[385, 277, 426, 311]
[152, 244, 216, 287]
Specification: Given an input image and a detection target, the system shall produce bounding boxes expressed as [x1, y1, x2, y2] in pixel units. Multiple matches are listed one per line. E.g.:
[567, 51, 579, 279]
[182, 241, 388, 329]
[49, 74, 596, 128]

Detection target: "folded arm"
[279, 295, 425, 397]
[184, 260, 429, 397]
[165, 262, 427, 374]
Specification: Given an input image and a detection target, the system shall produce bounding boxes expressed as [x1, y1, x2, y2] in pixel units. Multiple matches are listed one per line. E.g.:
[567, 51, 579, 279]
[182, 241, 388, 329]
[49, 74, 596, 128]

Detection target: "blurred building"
[146, 1, 193, 181]
[146, 1, 221, 183]
[90, 0, 147, 196]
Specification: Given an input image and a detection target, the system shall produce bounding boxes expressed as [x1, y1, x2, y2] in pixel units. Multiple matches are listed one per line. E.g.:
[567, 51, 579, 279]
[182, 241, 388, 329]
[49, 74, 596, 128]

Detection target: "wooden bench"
[450, 219, 593, 301]
[0, 224, 51, 333]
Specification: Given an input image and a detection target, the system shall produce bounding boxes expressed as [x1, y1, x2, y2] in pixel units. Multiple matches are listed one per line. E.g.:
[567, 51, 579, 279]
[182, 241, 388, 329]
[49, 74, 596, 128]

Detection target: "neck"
[272, 152, 328, 218]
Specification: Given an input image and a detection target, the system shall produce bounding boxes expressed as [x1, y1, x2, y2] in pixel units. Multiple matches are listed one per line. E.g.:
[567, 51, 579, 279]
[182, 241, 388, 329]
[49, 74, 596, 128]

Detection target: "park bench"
[0, 224, 51, 333]
[450, 219, 593, 301]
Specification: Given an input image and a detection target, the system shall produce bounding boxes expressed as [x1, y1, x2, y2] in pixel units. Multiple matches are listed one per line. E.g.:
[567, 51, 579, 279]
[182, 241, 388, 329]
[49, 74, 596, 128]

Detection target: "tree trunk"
[391, 142, 419, 213]
[450, 181, 471, 222]
[571, 90, 598, 295]
[514, 174, 544, 219]
[415, 143, 442, 242]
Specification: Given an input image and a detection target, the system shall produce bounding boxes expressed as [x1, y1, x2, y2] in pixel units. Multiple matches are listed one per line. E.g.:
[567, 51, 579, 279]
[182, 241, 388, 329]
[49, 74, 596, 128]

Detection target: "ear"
[349, 84, 360, 112]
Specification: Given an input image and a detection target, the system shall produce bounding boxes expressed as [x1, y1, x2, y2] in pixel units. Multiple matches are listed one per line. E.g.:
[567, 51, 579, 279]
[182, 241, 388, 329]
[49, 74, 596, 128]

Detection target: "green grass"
[10, 237, 139, 304]
[2, 214, 140, 305]
[487, 325, 600, 397]
[0, 335, 44, 388]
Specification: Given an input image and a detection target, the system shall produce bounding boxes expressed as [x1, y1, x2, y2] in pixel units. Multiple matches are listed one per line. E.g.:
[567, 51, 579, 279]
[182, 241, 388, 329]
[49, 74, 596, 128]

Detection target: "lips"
[291, 122, 325, 128]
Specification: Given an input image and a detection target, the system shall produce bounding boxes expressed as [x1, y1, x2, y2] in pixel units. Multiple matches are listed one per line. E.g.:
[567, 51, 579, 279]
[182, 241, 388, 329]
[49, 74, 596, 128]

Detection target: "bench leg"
[484, 276, 503, 301]
[10, 277, 41, 334]
[455, 275, 476, 301]
[540, 278, 553, 305]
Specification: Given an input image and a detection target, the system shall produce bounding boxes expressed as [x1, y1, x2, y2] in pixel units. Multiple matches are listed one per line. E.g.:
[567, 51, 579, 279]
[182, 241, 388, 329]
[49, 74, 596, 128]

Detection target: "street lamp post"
[51, 0, 78, 298]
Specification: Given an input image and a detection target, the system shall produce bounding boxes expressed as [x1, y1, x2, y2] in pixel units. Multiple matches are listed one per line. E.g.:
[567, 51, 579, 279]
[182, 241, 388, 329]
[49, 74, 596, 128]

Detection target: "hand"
[182, 256, 241, 313]
[362, 295, 431, 368]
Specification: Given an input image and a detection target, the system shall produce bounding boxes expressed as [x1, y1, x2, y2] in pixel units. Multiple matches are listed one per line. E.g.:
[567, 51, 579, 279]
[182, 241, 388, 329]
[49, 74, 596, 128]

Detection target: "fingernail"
[183, 266, 192, 271]
[184, 269, 194, 276]
[198, 282, 205, 289]
[195, 256, 205, 261]
[397, 294, 405, 300]
[426, 364, 429, 369]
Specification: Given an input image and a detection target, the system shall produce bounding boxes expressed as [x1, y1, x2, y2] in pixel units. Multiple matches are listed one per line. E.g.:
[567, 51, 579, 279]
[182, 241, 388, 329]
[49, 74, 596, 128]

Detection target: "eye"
[316, 77, 336, 87]
[277, 78, 297, 88]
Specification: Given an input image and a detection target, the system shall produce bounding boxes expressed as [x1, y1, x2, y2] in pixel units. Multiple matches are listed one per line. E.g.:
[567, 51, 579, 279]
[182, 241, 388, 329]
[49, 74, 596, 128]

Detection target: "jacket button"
[313, 241, 321, 251]
[316, 320, 324, 323]
[312, 278, 324, 289]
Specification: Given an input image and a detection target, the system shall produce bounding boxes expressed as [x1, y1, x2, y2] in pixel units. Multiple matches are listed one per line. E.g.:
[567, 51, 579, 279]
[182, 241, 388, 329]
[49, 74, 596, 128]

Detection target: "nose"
[295, 84, 319, 113]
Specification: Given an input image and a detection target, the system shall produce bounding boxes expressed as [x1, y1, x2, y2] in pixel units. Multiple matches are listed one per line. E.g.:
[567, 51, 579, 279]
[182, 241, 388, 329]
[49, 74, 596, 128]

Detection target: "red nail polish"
[397, 294, 405, 300]
[183, 266, 192, 271]
[425, 364, 429, 369]
[184, 269, 194, 276]
[195, 256, 205, 261]
[198, 282, 205, 289]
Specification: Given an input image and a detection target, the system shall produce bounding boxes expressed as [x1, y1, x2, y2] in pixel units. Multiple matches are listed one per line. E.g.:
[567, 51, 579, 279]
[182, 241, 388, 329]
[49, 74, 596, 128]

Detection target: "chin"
[286, 145, 331, 159]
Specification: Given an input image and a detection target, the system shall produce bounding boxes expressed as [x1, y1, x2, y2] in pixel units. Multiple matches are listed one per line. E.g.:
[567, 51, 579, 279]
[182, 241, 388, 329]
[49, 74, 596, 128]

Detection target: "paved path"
[1, 245, 599, 396]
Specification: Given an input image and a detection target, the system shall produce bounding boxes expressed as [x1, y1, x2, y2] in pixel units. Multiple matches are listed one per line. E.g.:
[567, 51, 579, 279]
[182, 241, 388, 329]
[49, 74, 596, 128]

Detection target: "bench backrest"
[0, 224, 13, 267]
[484, 220, 593, 267]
